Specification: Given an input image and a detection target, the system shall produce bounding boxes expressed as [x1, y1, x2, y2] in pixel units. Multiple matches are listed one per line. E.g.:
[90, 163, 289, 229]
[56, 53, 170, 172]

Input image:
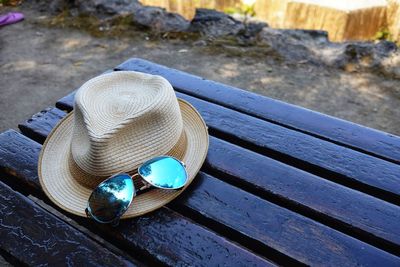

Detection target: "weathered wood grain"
[0, 180, 135, 267]
[56, 91, 76, 112]
[107, 207, 274, 267]
[206, 136, 400, 254]
[54, 88, 400, 204]
[2, 130, 400, 265]
[388, 0, 400, 42]
[174, 172, 400, 266]
[18, 107, 66, 144]
[28, 195, 144, 267]
[19, 105, 400, 254]
[177, 93, 400, 204]
[115, 58, 400, 164]
[0, 131, 42, 192]
[0, 130, 274, 267]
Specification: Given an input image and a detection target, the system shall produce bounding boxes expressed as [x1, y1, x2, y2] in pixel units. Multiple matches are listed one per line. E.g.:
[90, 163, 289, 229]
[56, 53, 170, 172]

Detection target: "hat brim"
[38, 99, 209, 218]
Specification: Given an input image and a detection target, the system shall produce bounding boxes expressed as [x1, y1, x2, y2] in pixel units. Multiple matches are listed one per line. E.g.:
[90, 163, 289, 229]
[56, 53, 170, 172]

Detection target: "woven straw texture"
[38, 71, 209, 218]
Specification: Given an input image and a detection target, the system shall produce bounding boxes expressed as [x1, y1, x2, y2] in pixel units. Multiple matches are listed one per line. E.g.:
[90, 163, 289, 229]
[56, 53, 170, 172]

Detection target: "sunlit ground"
[1, 3, 400, 136]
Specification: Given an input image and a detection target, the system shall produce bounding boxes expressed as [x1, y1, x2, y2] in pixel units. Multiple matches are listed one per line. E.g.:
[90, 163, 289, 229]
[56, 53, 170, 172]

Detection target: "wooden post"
[387, 0, 400, 42]
[254, 0, 290, 28]
[254, 0, 389, 42]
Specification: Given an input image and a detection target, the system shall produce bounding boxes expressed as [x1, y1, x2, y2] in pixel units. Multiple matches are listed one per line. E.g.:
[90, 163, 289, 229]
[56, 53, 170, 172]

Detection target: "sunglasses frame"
[85, 156, 187, 226]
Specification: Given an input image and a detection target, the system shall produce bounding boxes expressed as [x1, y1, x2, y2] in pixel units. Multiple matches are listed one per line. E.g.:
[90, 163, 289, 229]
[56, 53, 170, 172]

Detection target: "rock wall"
[141, 0, 398, 42]
[46, 0, 400, 78]
[255, 0, 388, 42]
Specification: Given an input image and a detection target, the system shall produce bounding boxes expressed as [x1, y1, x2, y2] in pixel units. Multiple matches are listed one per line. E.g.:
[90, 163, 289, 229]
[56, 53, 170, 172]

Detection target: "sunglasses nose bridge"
[86, 156, 188, 224]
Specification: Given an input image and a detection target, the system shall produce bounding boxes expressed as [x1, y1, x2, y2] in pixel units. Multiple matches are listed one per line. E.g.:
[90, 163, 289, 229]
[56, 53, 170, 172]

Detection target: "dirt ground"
[1, 3, 400, 136]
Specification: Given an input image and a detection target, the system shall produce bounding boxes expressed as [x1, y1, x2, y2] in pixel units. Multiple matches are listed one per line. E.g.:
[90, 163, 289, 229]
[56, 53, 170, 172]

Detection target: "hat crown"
[70, 71, 183, 177]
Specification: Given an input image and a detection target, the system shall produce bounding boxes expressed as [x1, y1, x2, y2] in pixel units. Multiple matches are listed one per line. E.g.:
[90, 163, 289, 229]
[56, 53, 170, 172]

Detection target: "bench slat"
[0, 131, 42, 192]
[0, 130, 273, 267]
[176, 173, 400, 266]
[0, 180, 135, 266]
[9, 125, 400, 265]
[19, 106, 400, 252]
[111, 207, 274, 267]
[115, 58, 400, 165]
[18, 107, 66, 144]
[54, 83, 400, 204]
[207, 136, 400, 252]
[178, 93, 400, 204]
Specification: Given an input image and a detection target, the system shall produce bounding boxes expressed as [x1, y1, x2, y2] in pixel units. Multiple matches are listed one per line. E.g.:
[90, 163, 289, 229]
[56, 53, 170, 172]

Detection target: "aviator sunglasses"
[85, 156, 187, 225]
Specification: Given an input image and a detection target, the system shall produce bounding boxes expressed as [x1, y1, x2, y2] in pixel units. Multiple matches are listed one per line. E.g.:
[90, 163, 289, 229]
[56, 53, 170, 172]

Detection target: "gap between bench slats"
[8, 126, 400, 264]
[0, 179, 136, 267]
[18, 107, 400, 255]
[114, 58, 400, 165]
[55, 89, 400, 205]
[0, 130, 274, 267]
[180, 93, 400, 205]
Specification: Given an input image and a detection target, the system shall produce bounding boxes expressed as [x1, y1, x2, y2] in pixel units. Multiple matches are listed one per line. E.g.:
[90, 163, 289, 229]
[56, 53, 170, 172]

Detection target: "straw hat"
[38, 71, 209, 218]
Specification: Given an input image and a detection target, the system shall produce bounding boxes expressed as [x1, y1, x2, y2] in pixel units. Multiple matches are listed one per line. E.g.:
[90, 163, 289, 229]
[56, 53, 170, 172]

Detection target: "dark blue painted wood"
[12, 111, 400, 265]
[0, 130, 274, 267]
[113, 207, 275, 267]
[18, 107, 66, 144]
[56, 91, 75, 111]
[115, 58, 400, 164]
[176, 93, 400, 204]
[19, 105, 400, 254]
[54, 88, 400, 204]
[0, 180, 135, 267]
[175, 172, 400, 266]
[0, 131, 42, 192]
[206, 136, 400, 254]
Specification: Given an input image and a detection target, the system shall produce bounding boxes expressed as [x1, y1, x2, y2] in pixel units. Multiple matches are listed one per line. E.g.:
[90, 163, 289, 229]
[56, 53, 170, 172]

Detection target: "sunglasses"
[85, 156, 187, 225]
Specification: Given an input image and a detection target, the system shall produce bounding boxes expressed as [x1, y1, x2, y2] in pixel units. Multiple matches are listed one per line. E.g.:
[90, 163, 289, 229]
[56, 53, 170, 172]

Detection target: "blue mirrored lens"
[138, 156, 188, 189]
[87, 173, 134, 223]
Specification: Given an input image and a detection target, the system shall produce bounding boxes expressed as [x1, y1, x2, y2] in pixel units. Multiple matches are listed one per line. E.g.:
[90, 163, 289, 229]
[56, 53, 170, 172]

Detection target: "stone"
[328, 41, 397, 70]
[193, 40, 208, 46]
[48, 0, 72, 14]
[132, 5, 190, 32]
[73, 0, 140, 18]
[241, 22, 268, 39]
[258, 27, 320, 63]
[190, 8, 245, 37]
[258, 26, 398, 74]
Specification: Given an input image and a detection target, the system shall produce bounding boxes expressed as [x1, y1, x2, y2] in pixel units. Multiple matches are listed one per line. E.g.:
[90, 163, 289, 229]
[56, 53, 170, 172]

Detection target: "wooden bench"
[0, 58, 399, 266]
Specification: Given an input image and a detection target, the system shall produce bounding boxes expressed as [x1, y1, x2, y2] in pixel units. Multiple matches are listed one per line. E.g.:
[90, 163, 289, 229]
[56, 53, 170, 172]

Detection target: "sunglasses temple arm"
[85, 208, 92, 219]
